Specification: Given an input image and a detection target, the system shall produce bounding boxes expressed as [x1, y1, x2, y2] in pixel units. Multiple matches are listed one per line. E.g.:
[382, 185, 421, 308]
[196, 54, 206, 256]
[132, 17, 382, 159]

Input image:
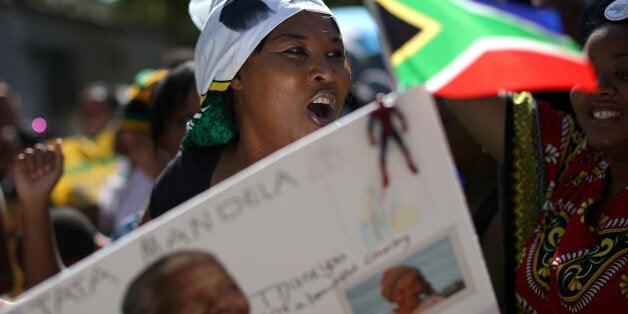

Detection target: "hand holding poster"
[3, 88, 498, 313]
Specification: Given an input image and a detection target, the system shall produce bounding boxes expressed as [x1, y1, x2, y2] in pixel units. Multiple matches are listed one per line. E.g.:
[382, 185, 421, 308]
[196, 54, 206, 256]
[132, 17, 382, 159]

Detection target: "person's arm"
[0, 187, 15, 294]
[13, 139, 64, 288]
[440, 96, 507, 164]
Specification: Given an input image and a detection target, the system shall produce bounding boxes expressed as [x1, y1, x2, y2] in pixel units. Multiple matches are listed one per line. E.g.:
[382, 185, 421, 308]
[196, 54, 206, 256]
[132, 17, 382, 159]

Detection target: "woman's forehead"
[276, 12, 336, 31]
[585, 23, 628, 51]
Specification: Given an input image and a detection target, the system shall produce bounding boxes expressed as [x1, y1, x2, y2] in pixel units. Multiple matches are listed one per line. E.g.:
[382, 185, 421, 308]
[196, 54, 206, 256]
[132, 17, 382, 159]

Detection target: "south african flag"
[365, 0, 598, 98]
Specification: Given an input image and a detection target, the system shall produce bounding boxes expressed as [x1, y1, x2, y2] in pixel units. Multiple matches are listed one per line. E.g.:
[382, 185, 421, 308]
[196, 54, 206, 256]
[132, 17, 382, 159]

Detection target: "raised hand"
[13, 139, 64, 209]
[12, 139, 65, 288]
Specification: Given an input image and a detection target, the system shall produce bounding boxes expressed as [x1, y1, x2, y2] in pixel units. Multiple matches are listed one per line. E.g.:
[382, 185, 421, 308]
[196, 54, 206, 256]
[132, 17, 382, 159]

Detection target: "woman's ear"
[230, 74, 243, 90]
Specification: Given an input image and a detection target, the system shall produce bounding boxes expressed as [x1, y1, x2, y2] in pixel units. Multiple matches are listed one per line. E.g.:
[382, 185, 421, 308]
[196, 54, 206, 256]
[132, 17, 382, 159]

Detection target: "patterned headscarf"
[183, 0, 335, 148]
[120, 69, 168, 133]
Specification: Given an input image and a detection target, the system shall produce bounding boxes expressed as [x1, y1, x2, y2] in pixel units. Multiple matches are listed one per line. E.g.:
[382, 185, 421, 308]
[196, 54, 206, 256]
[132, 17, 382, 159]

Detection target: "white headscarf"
[189, 0, 335, 96]
[183, 0, 338, 148]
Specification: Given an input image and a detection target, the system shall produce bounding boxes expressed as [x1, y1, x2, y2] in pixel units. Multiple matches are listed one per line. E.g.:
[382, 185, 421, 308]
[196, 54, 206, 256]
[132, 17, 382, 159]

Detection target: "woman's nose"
[596, 76, 617, 97]
[309, 55, 335, 83]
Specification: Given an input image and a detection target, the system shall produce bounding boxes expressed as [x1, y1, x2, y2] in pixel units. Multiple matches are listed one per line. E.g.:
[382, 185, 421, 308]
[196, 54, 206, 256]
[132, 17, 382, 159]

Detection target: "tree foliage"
[112, 0, 198, 45]
[15, 0, 364, 46]
[112, 0, 363, 45]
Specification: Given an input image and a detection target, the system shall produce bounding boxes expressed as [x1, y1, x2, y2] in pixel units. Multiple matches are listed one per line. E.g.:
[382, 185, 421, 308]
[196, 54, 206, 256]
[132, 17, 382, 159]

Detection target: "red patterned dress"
[513, 98, 628, 313]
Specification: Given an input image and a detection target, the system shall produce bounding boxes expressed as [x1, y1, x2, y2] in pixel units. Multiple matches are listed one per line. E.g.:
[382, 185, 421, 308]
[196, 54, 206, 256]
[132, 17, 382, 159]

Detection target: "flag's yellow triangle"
[375, 0, 442, 66]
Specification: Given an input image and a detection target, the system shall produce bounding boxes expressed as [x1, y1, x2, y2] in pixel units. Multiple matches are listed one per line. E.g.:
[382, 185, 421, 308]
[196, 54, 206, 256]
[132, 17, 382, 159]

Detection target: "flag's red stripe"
[434, 50, 598, 98]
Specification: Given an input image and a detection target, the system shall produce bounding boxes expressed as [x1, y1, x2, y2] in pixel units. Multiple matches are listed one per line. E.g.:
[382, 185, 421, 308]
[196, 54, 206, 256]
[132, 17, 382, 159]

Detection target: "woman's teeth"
[592, 110, 620, 119]
[312, 95, 332, 105]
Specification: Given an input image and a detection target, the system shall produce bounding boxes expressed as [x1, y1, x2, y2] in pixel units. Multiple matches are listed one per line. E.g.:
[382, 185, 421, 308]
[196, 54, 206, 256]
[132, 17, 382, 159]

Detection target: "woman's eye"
[328, 49, 345, 58]
[285, 47, 306, 55]
[617, 71, 628, 79]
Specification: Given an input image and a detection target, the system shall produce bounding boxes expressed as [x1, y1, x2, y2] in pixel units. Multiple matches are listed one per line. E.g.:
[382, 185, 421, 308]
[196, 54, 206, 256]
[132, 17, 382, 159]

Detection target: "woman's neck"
[210, 139, 271, 186]
[607, 157, 628, 198]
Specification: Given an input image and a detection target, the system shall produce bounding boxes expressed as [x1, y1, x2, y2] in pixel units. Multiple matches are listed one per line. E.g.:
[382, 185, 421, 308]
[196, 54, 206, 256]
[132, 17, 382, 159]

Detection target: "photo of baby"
[341, 235, 467, 314]
[122, 250, 249, 314]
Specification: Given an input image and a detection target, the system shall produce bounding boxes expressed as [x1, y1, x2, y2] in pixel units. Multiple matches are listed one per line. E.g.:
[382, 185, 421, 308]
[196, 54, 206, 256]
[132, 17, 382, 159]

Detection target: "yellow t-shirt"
[51, 127, 120, 210]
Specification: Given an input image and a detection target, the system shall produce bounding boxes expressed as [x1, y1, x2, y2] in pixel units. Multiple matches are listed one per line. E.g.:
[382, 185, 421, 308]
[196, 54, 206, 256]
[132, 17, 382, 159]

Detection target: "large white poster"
[4, 87, 498, 314]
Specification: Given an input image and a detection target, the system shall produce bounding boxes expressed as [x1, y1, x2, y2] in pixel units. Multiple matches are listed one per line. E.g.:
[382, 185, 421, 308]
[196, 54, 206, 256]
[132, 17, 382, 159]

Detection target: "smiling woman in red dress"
[444, 0, 628, 312]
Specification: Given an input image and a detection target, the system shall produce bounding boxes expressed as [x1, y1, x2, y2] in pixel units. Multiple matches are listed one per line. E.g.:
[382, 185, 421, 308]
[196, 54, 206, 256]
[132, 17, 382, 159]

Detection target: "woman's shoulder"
[149, 145, 225, 218]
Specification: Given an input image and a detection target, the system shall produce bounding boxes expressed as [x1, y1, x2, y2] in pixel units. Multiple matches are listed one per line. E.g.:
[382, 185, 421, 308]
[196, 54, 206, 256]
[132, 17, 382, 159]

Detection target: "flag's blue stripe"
[472, 0, 565, 33]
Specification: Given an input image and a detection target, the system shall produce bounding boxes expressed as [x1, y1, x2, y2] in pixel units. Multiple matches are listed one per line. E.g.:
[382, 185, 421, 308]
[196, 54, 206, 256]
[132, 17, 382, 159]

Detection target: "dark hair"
[50, 207, 97, 265]
[150, 61, 196, 148]
[15, 207, 96, 269]
[579, 0, 628, 46]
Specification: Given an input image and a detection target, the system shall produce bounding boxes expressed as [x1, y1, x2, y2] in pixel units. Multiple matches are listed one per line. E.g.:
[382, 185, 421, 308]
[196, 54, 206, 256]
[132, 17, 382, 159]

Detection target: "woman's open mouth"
[307, 94, 336, 127]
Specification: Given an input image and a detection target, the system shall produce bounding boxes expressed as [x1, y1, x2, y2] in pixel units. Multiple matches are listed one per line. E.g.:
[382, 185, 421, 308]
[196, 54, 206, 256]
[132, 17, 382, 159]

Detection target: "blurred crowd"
[0, 47, 199, 296]
[1, 1, 625, 314]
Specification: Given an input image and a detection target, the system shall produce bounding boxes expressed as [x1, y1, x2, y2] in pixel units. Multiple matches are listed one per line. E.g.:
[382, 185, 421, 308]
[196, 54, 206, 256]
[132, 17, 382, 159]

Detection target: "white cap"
[189, 0, 334, 96]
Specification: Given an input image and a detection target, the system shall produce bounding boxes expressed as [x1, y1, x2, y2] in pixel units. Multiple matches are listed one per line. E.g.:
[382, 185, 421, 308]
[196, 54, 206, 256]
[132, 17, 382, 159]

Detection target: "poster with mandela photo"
[4, 88, 498, 314]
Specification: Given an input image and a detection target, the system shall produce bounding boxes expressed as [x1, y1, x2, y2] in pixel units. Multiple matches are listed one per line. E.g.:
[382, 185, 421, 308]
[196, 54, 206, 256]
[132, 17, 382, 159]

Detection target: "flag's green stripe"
[390, 0, 581, 88]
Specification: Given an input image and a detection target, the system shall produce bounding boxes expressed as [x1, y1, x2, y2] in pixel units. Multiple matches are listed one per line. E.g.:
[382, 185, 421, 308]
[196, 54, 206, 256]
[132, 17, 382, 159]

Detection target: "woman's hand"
[13, 139, 65, 288]
[13, 139, 64, 209]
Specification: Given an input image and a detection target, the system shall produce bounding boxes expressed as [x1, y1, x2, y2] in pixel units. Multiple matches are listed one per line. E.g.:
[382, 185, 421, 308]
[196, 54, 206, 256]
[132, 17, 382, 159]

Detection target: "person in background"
[150, 61, 200, 159]
[108, 63, 202, 240]
[10, 138, 108, 290]
[12, 140, 64, 288]
[444, 0, 627, 312]
[0, 82, 36, 204]
[10, 69, 171, 288]
[160, 46, 195, 70]
[14, 206, 108, 270]
[0, 82, 41, 224]
[98, 69, 169, 236]
[0, 186, 15, 297]
[141, 0, 352, 224]
[0, 82, 42, 297]
[76, 82, 119, 140]
[50, 82, 120, 225]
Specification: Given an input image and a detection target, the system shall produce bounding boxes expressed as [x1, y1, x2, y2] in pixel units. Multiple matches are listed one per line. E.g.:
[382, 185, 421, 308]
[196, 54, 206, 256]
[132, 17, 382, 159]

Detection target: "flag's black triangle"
[374, 2, 422, 53]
